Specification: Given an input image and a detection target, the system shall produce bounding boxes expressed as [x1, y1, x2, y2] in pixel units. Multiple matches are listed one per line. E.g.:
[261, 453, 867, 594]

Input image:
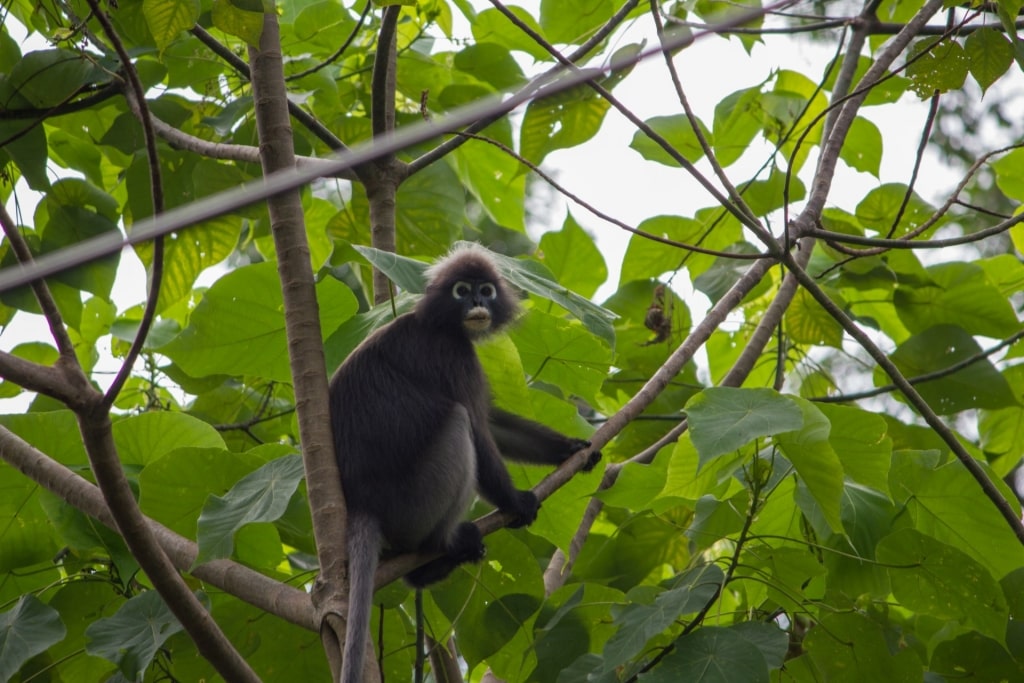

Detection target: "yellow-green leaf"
[143, 0, 200, 52]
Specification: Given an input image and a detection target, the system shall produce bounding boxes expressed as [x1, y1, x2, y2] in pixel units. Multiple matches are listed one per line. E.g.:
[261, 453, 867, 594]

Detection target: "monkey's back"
[329, 313, 487, 553]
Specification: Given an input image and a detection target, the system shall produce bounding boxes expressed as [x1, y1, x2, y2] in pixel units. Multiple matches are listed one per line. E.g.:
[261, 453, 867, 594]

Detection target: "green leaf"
[785, 287, 843, 347]
[39, 180, 122, 298]
[712, 86, 764, 167]
[521, 85, 611, 166]
[143, 0, 200, 51]
[992, 148, 1024, 201]
[817, 403, 892, 495]
[478, 334, 533, 413]
[684, 490, 747, 550]
[620, 215, 713, 284]
[539, 0, 615, 43]
[324, 293, 418, 372]
[558, 654, 607, 683]
[601, 563, 724, 672]
[877, 529, 1007, 642]
[894, 262, 1020, 338]
[293, 1, 355, 44]
[430, 531, 544, 671]
[472, 7, 551, 61]
[354, 244, 618, 345]
[979, 364, 1024, 475]
[965, 28, 1014, 93]
[162, 35, 234, 90]
[663, 435, 745, 501]
[892, 454, 1024, 580]
[453, 42, 525, 90]
[6, 49, 107, 109]
[906, 38, 969, 97]
[211, 0, 264, 47]
[840, 116, 883, 177]
[396, 160, 465, 255]
[0, 595, 67, 682]
[135, 214, 241, 312]
[85, 590, 192, 679]
[685, 387, 804, 465]
[138, 446, 282, 539]
[0, 462, 67, 573]
[113, 411, 226, 467]
[855, 183, 936, 237]
[598, 455, 672, 511]
[931, 632, 1024, 681]
[46, 581, 124, 680]
[537, 213, 608, 299]
[161, 262, 358, 381]
[0, 115, 49, 190]
[650, 626, 772, 683]
[824, 483, 895, 599]
[886, 325, 1019, 414]
[533, 584, 622, 682]
[629, 114, 710, 167]
[352, 246, 430, 293]
[1001, 567, 1024, 618]
[510, 309, 611, 404]
[451, 135, 526, 231]
[741, 166, 806, 216]
[764, 70, 828, 171]
[776, 398, 845, 533]
[732, 622, 788, 670]
[802, 612, 923, 681]
[692, 243, 765, 303]
[195, 454, 304, 566]
[396, 50, 454, 107]
[0, 411, 88, 467]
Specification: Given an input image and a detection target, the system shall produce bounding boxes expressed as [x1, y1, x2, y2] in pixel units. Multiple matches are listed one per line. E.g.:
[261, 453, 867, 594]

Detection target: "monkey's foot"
[405, 523, 485, 587]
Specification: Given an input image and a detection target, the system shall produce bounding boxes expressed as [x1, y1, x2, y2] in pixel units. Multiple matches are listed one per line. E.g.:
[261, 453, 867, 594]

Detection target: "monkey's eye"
[452, 281, 473, 299]
[479, 283, 497, 299]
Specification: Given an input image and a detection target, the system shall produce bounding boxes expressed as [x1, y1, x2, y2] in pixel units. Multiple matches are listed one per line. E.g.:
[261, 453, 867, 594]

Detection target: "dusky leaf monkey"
[330, 243, 600, 683]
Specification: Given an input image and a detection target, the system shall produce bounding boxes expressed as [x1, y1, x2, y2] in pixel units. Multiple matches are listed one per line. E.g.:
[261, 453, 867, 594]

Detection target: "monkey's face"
[452, 280, 499, 337]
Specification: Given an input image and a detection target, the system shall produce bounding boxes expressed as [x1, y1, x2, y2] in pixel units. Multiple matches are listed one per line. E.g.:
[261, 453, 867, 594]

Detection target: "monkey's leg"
[405, 522, 485, 588]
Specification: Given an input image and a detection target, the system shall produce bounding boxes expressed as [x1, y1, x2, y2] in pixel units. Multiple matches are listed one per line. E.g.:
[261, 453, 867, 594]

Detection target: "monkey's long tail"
[341, 514, 381, 683]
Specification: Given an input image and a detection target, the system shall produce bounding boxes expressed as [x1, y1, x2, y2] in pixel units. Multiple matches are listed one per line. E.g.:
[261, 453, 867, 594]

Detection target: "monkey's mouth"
[464, 307, 492, 332]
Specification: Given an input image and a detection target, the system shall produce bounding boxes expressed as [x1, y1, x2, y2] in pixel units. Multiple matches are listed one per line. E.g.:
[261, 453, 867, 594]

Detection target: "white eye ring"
[479, 283, 497, 299]
[452, 281, 473, 299]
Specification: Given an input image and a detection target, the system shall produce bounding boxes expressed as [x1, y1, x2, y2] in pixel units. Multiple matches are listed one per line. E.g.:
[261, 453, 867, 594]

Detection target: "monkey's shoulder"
[331, 312, 484, 399]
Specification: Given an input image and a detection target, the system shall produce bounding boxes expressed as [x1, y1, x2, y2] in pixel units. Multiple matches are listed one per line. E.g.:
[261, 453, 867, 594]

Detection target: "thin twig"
[288, 0, 372, 81]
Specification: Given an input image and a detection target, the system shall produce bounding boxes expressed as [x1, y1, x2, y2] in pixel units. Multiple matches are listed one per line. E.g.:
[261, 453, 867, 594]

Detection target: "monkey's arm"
[472, 426, 540, 528]
[489, 407, 601, 471]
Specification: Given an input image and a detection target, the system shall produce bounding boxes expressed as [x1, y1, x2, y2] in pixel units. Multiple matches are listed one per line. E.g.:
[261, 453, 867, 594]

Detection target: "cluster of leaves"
[1, 0, 1024, 682]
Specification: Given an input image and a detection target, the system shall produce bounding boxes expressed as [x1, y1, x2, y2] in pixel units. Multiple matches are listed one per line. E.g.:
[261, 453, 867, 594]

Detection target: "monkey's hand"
[504, 490, 539, 528]
[569, 439, 602, 472]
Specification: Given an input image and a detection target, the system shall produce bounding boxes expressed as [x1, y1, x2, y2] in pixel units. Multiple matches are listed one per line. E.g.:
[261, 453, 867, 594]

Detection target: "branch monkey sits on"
[330, 243, 600, 683]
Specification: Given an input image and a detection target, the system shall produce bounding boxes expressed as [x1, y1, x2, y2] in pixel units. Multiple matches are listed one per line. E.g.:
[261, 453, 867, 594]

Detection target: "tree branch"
[86, 1, 165, 410]
[75, 402, 261, 682]
[814, 328, 1024, 404]
[0, 424, 315, 630]
[798, 0, 946, 227]
[247, 11, 353, 680]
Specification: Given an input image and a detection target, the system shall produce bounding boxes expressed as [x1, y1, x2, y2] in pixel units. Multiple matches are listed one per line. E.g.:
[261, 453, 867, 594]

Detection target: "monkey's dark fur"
[330, 244, 600, 683]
